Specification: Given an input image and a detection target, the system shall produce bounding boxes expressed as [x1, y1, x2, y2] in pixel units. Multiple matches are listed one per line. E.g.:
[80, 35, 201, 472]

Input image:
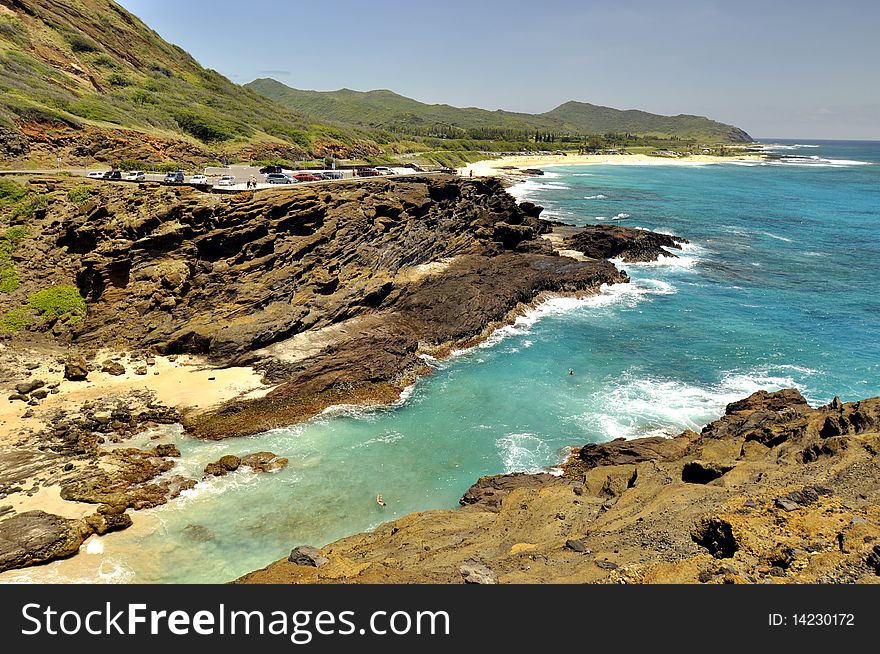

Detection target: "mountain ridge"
[246, 78, 753, 143]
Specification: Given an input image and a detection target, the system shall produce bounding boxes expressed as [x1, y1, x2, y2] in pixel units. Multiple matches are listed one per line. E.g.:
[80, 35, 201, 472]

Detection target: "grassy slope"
[247, 78, 753, 143]
[0, 0, 378, 159]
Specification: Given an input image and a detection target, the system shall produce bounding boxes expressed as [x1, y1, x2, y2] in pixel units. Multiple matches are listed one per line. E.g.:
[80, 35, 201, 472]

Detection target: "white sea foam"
[584, 364, 819, 441]
[584, 194, 608, 200]
[353, 430, 406, 449]
[496, 432, 553, 473]
[761, 231, 794, 243]
[448, 279, 673, 357]
[84, 537, 105, 555]
[612, 212, 630, 220]
[767, 155, 872, 168]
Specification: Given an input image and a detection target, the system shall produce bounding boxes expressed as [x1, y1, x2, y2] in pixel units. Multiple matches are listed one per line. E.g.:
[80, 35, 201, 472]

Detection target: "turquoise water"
[4, 140, 878, 583]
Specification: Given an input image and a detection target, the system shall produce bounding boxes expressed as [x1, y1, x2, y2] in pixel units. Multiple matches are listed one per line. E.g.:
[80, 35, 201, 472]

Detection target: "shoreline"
[0, 276, 623, 584]
[460, 152, 766, 177]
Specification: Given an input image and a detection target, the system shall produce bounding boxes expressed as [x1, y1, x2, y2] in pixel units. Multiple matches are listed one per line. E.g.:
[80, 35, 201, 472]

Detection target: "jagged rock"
[204, 455, 241, 477]
[153, 444, 181, 458]
[15, 380, 45, 395]
[101, 360, 126, 376]
[565, 539, 590, 553]
[63, 358, 89, 381]
[692, 517, 739, 559]
[595, 560, 619, 570]
[459, 560, 497, 584]
[240, 452, 288, 473]
[85, 510, 132, 535]
[566, 225, 688, 262]
[0, 511, 90, 572]
[460, 473, 560, 512]
[239, 390, 880, 585]
[681, 460, 736, 484]
[775, 498, 801, 512]
[576, 432, 696, 471]
[866, 545, 880, 575]
[31, 389, 49, 400]
[288, 546, 328, 567]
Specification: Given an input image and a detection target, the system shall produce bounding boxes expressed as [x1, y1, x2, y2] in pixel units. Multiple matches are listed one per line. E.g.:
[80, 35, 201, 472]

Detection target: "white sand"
[461, 152, 765, 177]
[1, 350, 273, 445]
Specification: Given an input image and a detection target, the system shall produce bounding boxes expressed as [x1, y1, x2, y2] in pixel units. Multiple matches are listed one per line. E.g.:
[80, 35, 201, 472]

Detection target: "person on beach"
[376, 494, 386, 507]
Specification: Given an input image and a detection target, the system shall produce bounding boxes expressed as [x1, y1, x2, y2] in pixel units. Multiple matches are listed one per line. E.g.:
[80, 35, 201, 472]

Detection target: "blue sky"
[116, 0, 879, 139]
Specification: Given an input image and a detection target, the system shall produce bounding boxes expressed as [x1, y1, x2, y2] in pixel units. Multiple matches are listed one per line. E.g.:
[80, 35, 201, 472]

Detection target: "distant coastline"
[461, 151, 766, 177]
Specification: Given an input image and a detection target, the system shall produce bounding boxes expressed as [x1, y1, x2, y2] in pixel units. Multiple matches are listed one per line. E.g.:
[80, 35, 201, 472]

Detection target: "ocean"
[3, 139, 878, 583]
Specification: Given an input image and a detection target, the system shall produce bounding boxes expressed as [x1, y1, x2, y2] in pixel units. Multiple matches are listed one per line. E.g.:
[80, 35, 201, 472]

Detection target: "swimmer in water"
[568, 369, 574, 375]
[376, 494, 387, 507]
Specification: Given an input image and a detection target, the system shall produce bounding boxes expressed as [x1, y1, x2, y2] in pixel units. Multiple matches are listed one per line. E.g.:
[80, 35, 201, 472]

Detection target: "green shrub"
[26, 286, 87, 321]
[67, 98, 121, 123]
[67, 185, 94, 205]
[13, 194, 48, 219]
[0, 308, 31, 332]
[0, 178, 27, 205]
[174, 111, 235, 143]
[117, 159, 143, 171]
[107, 73, 130, 87]
[0, 18, 29, 48]
[92, 53, 116, 67]
[66, 32, 101, 53]
[0, 265, 19, 293]
[154, 162, 185, 173]
[0, 227, 27, 293]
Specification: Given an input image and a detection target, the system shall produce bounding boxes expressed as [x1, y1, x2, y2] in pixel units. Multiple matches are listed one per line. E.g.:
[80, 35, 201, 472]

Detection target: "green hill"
[246, 78, 753, 144]
[0, 0, 381, 166]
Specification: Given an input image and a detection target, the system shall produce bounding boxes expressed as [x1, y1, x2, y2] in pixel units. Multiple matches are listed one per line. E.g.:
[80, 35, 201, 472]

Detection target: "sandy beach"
[460, 152, 765, 177]
[0, 347, 273, 447]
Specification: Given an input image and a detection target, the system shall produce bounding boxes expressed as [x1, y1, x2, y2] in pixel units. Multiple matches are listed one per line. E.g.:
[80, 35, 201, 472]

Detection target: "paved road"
[0, 166, 431, 192]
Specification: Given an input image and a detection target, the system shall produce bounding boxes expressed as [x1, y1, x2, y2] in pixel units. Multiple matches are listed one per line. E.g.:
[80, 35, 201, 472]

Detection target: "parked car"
[259, 165, 283, 174]
[265, 173, 294, 184]
[190, 174, 210, 185]
[164, 171, 184, 184]
[293, 173, 322, 182]
[87, 171, 107, 179]
[102, 170, 122, 180]
[125, 171, 145, 181]
[217, 175, 236, 186]
[373, 166, 394, 175]
[320, 171, 344, 180]
[355, 168, 381, 177]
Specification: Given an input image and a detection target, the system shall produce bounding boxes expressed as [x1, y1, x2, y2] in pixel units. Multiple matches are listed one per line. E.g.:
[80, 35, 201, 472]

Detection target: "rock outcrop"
[3, 175, 642, 438]
[0, 511, 91, 573]
[565, 225, 688, 262]
[237, 390, 880, 584]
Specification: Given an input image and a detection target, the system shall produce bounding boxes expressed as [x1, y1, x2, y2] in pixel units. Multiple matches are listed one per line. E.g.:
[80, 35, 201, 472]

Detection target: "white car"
[125, 171, 145, 181]
[374, 166, 394, 175]
[87, 171, 107, 179]
[190, 174, 210, 185]
[217, 175, 236, 186]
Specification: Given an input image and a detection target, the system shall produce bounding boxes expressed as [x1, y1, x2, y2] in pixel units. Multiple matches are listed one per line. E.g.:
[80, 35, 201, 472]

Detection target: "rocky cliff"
[237, 390, 880, 584]
[2, 173, 667, 573]
[2, 175, 631, 437]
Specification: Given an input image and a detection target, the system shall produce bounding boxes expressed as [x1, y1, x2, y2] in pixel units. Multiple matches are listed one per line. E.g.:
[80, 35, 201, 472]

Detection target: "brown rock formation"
[237, 390, 880, 584]
[565, 224, 688, 262]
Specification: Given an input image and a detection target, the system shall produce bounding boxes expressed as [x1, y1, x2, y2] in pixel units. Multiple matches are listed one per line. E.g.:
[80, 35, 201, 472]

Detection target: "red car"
[293, 173, 322, 182]
[355, 168, 381, 177]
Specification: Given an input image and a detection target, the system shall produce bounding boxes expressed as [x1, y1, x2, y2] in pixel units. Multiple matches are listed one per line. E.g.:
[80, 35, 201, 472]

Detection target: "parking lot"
[77, 165, 423, 191]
